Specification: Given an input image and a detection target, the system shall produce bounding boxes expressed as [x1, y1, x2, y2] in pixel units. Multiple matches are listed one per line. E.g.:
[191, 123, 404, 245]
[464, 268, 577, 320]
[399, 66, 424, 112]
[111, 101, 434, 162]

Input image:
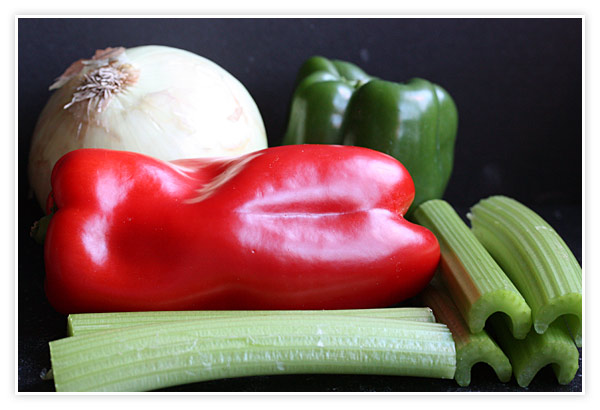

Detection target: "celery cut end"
[564, 315, 582, 348]
[454, 335, 512, 386]
[514, 355, 579, 388]
[469, 289, 532, 339]
[533, 293, 582, 338]
[533, 322, 548, 335]
[489, 316, 579, 388]
[420, 282, 512, 387]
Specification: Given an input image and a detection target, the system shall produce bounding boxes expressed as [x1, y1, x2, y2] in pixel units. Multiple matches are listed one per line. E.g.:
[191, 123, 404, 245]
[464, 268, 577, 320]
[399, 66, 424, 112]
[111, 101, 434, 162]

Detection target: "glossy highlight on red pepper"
[43, 145, 440, 313]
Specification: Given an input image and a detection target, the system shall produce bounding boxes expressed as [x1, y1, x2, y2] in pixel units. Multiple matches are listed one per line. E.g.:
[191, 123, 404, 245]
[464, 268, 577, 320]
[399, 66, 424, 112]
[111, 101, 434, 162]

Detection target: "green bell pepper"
[282, 56, 459, 214]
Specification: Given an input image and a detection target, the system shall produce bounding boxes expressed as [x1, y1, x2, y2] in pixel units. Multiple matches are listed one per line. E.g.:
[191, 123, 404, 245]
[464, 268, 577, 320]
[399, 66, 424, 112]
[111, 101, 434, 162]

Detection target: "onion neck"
[64, 62, 138, 113]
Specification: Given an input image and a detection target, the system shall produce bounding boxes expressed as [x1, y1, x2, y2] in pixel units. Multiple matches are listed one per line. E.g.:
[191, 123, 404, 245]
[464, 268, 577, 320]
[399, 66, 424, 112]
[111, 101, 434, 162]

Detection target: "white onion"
[28, 45, 268, 209]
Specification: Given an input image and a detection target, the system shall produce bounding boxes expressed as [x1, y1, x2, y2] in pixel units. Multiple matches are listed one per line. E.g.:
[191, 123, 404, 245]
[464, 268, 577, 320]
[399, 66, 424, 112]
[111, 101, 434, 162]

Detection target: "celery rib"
[468, 196, 582, 346]
[420, 280, 512, 387]
[66, 307, 436, 336]
[413, 200, 532, 339]
[50, 314, 456, 392]
[487, 315, 579, 387]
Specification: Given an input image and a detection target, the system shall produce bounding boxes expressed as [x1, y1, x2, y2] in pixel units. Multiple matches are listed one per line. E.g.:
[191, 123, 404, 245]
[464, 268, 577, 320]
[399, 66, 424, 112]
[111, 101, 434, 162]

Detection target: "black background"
[17, 17, 583, 392]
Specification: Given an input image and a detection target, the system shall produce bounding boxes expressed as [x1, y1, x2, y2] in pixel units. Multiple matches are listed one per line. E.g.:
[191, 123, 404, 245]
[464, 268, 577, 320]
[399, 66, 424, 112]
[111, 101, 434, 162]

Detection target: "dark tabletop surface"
[17, 17, 583, 393]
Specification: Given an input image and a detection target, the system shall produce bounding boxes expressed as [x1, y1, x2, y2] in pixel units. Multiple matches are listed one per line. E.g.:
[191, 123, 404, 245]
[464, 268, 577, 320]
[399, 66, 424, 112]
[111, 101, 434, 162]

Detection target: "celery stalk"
[67, 307, 436, 337]
[420, 280, 512, 387]
[488, 315, 579, 387]
[564, 315, 583, 347]
[413, 200, 532, 339]
[468, 196, 582, 346]
[50, 313, 456, 392]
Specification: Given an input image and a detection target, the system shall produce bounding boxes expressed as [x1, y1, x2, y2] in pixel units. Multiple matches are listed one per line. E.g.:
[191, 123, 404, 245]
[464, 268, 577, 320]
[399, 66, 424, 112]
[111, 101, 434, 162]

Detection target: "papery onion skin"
[28, 45, 268, 210]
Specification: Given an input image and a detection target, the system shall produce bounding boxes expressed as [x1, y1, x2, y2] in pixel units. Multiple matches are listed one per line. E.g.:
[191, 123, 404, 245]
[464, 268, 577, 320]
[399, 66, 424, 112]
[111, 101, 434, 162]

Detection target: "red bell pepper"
[43, 145, 440, 313]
